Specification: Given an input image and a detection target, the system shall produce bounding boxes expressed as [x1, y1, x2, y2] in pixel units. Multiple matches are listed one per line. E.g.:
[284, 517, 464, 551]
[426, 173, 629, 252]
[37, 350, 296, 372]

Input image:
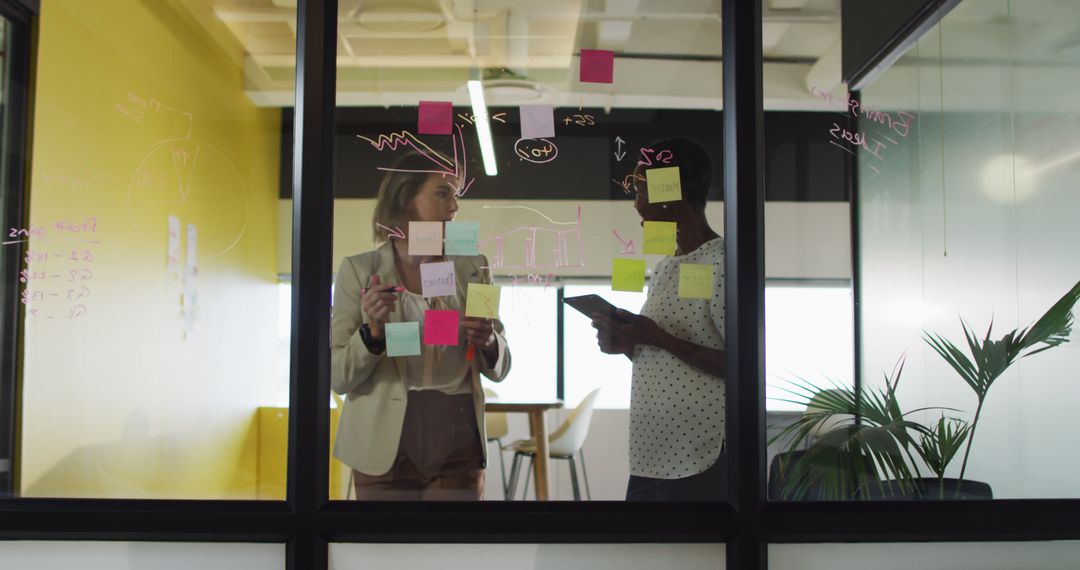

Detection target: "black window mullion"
[723, 0, 766, 568]
[289, 0, 337, 569]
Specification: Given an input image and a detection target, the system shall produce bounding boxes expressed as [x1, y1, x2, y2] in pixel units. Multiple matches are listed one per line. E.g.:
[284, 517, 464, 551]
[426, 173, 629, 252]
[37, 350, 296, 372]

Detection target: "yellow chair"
[483, 388, 510, 499]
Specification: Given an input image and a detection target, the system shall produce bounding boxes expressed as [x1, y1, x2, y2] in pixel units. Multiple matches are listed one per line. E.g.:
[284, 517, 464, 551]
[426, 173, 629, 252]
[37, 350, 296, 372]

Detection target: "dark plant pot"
[861, 478, 993, 500]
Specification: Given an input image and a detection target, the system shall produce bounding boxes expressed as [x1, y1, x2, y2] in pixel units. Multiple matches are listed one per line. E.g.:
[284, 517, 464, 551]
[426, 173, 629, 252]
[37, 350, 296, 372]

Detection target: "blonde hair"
[371, 151, 452, 243]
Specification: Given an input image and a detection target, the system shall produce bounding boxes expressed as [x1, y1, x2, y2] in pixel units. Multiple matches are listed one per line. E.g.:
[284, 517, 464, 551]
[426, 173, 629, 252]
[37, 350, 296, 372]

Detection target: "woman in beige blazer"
[331, 152, 511, 500]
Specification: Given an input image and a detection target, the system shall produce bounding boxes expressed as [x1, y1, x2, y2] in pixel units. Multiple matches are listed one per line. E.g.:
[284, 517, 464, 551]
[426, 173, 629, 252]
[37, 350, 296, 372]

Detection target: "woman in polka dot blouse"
[591, 137, 726, 501]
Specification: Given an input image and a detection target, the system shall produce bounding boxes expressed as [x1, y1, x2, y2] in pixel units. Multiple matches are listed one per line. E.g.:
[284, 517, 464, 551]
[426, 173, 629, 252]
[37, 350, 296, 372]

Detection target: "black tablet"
[563, 294, 621, 321]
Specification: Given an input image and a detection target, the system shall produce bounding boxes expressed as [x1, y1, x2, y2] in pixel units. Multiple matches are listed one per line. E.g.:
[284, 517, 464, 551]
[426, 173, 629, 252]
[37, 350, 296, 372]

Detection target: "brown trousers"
[353, 390, 485, 501]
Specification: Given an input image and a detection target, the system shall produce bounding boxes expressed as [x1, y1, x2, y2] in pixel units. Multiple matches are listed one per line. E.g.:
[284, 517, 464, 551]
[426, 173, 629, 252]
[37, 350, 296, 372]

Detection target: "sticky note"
[612, 258, 646, 292]
[465, 283, 501, 319]
[679, 263, 713, 299]
[643, 221, 677, 255]
[385, 322, 421, 357]
[445, 221, 479, 255]
[423, 310, 460, 346]
[646, 166, 682, 203]
[409, 221, 443, 256]
[419, 261, 456, 297]
[519, 104, 555, 139]
[580, 49, 615, 84]
[418, 101, 453, 135]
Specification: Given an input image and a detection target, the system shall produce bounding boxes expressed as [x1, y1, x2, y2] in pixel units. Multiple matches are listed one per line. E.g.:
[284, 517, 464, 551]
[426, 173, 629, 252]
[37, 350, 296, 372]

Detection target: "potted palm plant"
[770, 279, 1080, 500]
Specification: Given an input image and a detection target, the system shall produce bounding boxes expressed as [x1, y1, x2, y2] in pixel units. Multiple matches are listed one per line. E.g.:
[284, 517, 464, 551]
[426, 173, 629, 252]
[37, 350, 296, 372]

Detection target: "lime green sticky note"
[385, 321, 421, 357]
[612, 258, 646, 292]
[646, 166, 682, 203]
[465, 283, 501, 318]
[678, 263, 713, 299]
[642, 221, 677, 255]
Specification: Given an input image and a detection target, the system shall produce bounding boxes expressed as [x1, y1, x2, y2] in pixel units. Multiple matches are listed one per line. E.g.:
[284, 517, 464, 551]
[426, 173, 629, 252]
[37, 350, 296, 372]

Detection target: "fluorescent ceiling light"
[467, 79, 498, 176]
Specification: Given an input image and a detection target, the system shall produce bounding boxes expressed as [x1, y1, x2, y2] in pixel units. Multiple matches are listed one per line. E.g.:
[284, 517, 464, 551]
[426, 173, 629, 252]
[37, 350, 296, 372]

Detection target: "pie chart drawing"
[127, 137, 249, 260]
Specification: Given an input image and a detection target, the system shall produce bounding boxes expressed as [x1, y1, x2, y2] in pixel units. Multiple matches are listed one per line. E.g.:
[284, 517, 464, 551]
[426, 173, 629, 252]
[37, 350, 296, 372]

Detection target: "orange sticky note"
[612, 258, 646, 292]
[643, 221, 677, 255]
[678, 263, 713, 299]
[465, 283, 501, 318]
[646, 166, 682, 203]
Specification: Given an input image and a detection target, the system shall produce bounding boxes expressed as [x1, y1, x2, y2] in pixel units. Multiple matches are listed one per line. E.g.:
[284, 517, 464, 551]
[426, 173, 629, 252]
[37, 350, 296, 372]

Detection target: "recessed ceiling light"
[353, 5, 445, 33]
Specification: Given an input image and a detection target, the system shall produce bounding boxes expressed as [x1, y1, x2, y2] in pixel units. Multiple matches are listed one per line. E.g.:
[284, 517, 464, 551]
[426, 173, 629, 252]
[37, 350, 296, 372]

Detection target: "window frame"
[1, 3, 1079, 570]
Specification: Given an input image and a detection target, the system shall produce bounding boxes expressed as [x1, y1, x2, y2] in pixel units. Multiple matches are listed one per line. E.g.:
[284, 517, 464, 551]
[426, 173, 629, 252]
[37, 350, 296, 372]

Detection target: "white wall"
[771, 542, 1080, 570]
[0, 542, 284, 570]
[330, 543, 725, 570]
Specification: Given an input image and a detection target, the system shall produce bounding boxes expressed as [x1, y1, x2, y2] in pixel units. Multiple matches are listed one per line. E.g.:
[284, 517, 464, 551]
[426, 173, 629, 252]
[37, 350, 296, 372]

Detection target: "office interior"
[1, 0, 1079, 568]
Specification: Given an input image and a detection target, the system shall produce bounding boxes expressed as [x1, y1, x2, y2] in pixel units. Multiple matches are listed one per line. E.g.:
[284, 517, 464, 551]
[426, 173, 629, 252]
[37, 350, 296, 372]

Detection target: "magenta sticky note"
[418, 101, 453, 135]
[579, 49, 614, 84]
[423, 310, 460, 346]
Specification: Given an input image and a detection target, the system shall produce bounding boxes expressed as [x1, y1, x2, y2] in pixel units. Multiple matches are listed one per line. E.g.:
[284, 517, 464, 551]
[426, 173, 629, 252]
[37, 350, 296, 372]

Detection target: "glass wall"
[0, 542, 284, 569]
[15, 0, 293, 499]
[322, 0, 728, 502]
[856, 0, 1080, 500]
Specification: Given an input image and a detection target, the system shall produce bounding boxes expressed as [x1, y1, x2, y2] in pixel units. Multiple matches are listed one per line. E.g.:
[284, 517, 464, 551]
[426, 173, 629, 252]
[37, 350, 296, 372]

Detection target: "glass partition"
[854, 0, 1080, 500]
[16, 0, 294, 499]
[322, 0, 727, 502]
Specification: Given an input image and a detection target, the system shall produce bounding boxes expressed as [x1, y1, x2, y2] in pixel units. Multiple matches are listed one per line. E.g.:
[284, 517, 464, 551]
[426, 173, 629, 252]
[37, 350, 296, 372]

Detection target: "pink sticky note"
[418, 101, 453, 135]
[423, 310, 460, 346]
[520, 105, 555, 139]
[579, 49, 614, 84]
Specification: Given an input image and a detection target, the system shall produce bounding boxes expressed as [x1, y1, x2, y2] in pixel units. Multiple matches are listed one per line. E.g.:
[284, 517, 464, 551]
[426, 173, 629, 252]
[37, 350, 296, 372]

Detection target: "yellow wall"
[20, 0, 282, 498]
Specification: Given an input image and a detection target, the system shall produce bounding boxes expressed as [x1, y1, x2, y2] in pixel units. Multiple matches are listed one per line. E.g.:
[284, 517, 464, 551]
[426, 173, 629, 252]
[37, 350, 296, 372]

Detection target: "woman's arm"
[330, 257, 386, 395]
[592, 309, 726, 378]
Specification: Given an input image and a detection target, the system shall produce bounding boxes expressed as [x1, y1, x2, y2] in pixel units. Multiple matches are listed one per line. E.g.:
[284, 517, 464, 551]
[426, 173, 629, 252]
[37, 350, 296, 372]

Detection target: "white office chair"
[504, 388, 601, 501]
[483, 388, 510, 499]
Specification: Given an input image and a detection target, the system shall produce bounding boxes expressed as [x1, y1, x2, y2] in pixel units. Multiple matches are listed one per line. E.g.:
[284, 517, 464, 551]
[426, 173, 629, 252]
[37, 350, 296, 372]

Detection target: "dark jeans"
[626, 447, 727, 502]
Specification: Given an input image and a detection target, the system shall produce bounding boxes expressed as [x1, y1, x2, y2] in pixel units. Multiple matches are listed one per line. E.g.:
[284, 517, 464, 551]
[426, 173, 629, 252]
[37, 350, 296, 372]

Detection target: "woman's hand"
[591, 309, 668, 356]
[360, 275, 397, 338]
[462, 316, 499, 363]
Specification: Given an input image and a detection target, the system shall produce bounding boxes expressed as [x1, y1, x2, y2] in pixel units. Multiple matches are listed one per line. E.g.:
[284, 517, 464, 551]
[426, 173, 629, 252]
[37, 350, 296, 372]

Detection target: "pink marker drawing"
[612, 229, 636, 255]
[357, 125, 476, 197]
[376, 223, 406, 240]
[478, 205, 585, 271]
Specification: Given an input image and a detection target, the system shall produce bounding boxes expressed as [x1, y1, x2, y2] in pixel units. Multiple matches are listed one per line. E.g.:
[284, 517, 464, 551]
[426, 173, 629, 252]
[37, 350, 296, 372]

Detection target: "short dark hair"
[648, 137, 714, 208]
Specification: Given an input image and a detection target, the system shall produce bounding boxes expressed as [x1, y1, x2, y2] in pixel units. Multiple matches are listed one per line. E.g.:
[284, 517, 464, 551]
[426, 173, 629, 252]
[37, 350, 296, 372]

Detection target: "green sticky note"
[465, 283, 501, 318]
[642, 221, 677, 255]
[612, 258, 646, 292]
[445, 221, 479, 255]
[646, 166, 682, 203]
[384, 322, 421, 357]
[678, 263, 713, 299]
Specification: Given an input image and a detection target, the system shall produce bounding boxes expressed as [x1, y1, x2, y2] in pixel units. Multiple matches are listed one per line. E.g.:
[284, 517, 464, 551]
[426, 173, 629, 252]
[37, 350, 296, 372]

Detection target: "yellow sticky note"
[678, 263, 713, 299]
[645, 166, 682, 203]
[465, 283, 501, 318]
[612, 258, 646, 292]
[642, 221, 677, 255]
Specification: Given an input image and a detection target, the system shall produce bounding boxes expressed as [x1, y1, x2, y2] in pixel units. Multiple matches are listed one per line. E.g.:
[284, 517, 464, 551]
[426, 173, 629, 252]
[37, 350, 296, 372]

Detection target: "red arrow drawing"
[612, 229, 635, 255]
[377, 223, 406, 240]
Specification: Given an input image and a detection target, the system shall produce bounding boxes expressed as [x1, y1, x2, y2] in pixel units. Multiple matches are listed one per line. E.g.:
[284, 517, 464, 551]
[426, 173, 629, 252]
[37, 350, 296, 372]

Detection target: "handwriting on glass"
[514, 138, 558, 164]
[8, 217, 99, 322]
[811, 85, 916, 172]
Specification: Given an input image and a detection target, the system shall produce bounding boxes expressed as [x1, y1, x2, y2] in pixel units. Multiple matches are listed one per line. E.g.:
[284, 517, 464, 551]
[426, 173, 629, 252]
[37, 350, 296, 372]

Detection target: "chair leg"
[507, 453, 523, 501]
[493, 437, 508, 499]
[522, 455, 534, 499]
[567, 456, 581, 501]
[579, 449, 592, 501]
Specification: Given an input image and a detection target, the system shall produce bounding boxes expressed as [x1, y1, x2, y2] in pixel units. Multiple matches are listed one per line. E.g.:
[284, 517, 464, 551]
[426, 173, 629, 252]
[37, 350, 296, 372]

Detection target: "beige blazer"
[330, 241, 511, 476]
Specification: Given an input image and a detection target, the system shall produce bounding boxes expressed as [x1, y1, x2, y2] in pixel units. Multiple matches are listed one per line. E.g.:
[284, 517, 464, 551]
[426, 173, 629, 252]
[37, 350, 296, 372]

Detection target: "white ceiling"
[212, 0, 846, 109]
